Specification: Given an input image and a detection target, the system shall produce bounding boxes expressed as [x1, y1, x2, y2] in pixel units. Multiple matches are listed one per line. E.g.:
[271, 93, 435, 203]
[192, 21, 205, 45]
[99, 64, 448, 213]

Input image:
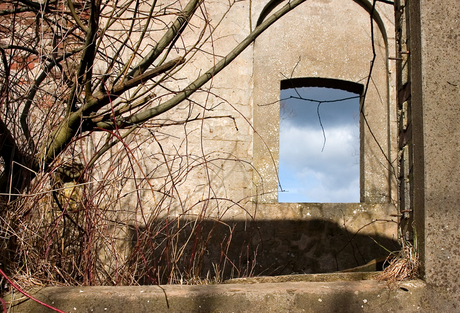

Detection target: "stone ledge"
[225, 271, 381, 284]
[6, 279, 425, 312]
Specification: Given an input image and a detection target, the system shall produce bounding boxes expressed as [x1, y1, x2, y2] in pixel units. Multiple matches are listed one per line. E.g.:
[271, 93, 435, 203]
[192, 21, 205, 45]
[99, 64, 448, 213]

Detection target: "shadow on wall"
[130, 218, 399, 284]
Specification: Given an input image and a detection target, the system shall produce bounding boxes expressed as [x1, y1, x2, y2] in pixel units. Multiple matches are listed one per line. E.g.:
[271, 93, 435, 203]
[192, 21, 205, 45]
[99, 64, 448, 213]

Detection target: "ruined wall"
[252, 0, 397, 205]
[247, 0, 398, 273]
[72, 0, 400, 278]
[112, 0, 400, 275]
[109, 0, 398, 212]
[7, 0, 460, 309]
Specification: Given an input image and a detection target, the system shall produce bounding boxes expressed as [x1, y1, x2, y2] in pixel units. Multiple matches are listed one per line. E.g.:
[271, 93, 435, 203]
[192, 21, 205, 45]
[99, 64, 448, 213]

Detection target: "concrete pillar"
[408, 0, 460, 309]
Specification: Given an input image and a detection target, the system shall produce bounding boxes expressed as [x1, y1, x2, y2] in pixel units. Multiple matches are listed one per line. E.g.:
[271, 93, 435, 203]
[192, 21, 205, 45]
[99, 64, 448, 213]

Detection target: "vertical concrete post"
[407, 0, 460, 309]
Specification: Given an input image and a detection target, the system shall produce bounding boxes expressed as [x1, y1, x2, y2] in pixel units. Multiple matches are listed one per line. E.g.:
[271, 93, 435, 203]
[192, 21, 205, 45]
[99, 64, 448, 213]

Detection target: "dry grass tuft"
[378, 240, 420, 284]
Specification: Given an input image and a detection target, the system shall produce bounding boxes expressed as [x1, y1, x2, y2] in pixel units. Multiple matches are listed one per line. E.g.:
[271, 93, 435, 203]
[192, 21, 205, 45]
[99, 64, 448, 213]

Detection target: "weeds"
[378, 237, 420, 283]
[0, 124, 257, 292]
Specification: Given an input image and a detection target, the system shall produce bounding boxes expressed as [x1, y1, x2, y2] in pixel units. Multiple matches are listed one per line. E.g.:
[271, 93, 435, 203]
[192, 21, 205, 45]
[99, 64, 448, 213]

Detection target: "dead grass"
[0, 137, 257, 293]
[378, 239, 420, 284]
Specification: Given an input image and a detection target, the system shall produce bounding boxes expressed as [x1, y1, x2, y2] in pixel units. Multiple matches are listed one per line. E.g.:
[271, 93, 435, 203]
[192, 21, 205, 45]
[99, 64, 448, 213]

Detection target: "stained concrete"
[252, 0, 397, 204]
[395, 0, 460, 310]
[126, 203, 398, 284]
[5, 0, 460, 311]
[6, 278, 425, 313]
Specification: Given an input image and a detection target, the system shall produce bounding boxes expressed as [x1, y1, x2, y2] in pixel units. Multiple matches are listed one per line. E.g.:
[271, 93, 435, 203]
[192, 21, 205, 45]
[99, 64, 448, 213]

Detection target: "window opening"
[278, 84, 360, 203]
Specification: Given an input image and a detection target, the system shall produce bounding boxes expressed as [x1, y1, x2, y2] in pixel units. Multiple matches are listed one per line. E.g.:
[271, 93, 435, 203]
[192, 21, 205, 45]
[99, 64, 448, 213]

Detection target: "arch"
[256, 0, 390, 49]
[280, 77, 364, 95]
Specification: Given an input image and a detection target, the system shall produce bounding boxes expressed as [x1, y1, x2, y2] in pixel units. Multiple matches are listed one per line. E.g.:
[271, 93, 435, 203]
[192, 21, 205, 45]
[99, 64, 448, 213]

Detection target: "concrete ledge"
[225, 271, 381, 284]
[6, 279, 425, 312]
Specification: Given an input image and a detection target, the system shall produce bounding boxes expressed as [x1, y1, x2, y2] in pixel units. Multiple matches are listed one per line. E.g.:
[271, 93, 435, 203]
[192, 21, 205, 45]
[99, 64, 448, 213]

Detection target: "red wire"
[0, 296, 7, 313]
[0, 267, 66, 313]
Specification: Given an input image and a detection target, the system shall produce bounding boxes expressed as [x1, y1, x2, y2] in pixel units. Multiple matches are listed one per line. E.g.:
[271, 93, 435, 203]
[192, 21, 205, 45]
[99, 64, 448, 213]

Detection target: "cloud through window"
[278, 86, 360, 203]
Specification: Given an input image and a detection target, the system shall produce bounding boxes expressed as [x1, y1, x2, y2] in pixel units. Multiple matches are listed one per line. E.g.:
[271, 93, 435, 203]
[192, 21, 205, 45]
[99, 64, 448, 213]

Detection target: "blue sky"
[278, 87, 360, 203]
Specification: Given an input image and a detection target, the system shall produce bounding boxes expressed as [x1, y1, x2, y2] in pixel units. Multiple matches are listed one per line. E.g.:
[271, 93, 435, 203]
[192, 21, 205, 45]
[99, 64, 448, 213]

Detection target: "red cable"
[0, 296, 7, 313]
[0, 267, 66, 313]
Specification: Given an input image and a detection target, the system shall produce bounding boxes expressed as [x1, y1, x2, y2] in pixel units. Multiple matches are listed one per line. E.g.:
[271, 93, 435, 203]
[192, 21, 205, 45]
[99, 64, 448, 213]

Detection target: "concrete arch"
[280, 77, 364, 95]
[256, 0, 390, 49]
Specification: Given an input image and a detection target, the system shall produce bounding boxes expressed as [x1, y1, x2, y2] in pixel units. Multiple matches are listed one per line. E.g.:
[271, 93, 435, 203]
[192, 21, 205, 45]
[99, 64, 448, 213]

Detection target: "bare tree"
[0, 0, 304, 195]
[0, 0, 307, 287]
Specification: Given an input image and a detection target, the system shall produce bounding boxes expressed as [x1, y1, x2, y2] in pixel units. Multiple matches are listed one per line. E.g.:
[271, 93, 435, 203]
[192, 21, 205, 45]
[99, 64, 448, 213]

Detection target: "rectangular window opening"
[278, 85, 360, 203]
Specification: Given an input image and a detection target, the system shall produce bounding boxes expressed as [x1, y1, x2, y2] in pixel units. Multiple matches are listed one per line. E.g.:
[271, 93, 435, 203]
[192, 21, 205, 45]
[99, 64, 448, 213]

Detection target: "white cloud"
[278, 92, 360, 203]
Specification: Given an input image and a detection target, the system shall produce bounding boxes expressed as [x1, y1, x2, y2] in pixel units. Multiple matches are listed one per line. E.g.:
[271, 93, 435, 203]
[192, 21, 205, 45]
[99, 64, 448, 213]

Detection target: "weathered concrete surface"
[396, 0, 460, 310]
[131, 204, 398, 281]
[252, 0, 397, 204]
[225, 271, 381, 284]
[7, 279, 425, 313]
[241, 203, 398, 275]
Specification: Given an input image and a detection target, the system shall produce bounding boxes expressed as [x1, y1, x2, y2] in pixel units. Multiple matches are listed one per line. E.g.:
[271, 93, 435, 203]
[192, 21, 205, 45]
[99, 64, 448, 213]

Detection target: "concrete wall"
[1, 0, 402, 306]
[104, 0, 400, 276]
[252, 0, 397, 205]
[7, 279, 426, 313]
[396, 0, 460, 310]
[95, 0, 460, 305]
[95, 0, 460, 307]
[129, 203, 398, 283]
[110, 0, 397, 212]
[7, 0, 460, 311]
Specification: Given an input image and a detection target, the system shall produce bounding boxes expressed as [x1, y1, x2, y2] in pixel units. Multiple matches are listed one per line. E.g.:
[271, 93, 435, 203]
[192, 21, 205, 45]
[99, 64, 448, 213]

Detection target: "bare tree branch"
[126, 0, 307, 125]
[126, 0, 202, 80]
[67, 0, 89, 33]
